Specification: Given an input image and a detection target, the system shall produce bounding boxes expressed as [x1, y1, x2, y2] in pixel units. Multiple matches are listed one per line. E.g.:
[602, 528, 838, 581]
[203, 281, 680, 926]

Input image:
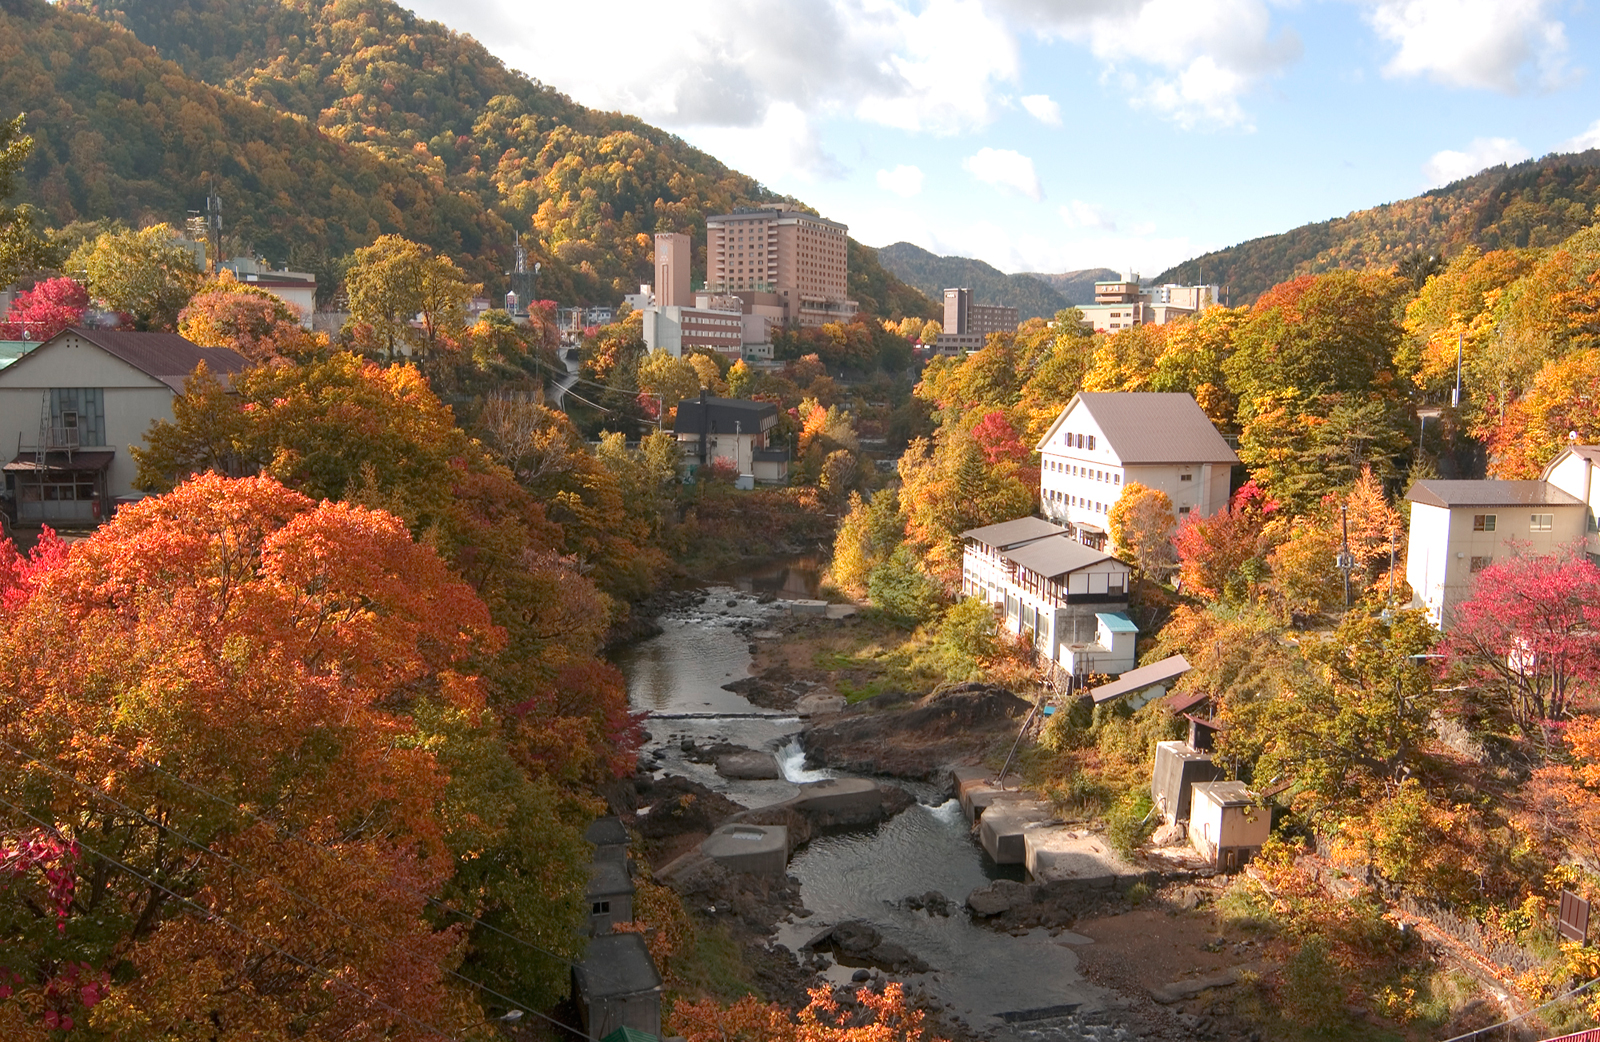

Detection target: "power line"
[0, 737, 595, 1037]
[0, 791, 460, 1042]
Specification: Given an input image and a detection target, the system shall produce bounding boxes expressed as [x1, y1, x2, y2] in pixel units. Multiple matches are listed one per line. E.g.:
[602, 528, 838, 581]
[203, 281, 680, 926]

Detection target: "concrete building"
[585, 859, 635, 936]
[0, 328, 248, 525]
[959, 517, 1134, 676]
[640, 302, 745, 359]
[706, 207, 857, 328]
[1541, 444, 1600, 558]
[672, 394, 788, 484]
[1189, 781, 1270, 872]
[1073, 274, 1220, 334]
[1151, 739, 1224, 826]
[220, 258, 317, 328]
[653, 233, 692, 308]
[1037, 392, 1237, 551]
[573, 932, 662, 1041]
[1404, 478, 1588, 629]
[937, 288, 1018, 353]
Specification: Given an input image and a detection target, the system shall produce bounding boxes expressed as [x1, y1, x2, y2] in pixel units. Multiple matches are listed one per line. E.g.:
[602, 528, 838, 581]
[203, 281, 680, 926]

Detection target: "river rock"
[715, 751, 781, 780]
[966, 879, 1035, 917]
[804, 921, 931, 973]
[902, 890, 953, 916]
[796, 692, 848, 717]
[802, 683, 1030, 780]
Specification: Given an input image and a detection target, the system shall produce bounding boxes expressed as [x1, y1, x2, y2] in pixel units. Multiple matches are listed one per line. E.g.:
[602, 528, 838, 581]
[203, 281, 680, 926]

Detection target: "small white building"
[1404, 479, 1587, 629]
[1189, 781, 1270, 872]
[960, 517, 1136, 676]
[1037, 392, 1237, 551]
[672, 394, 788, 484]
[1541, 444, 1600, 558]
[0, 328, 249, 525]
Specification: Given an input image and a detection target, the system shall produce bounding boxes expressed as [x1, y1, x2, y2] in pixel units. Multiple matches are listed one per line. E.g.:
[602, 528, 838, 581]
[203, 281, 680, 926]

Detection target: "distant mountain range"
[871, 241, 1115, 321]
[1157, 150, 1600, 304]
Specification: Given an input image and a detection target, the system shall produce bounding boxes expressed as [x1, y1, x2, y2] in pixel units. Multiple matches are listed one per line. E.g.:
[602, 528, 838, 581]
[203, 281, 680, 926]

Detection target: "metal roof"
[1192, 780, 1254, 807]
[585, 817, 630, 847]
[672, 395, 778, 434]
[1405, 479, 1584, 508]
[1040, 392, 1238, 464]
[5, 450, 116, 473]
[1096, 611, 1139, 633]
[1, 328, 249, 390]
[574, 932, 662, 999]
[586, 858, 635, 898]
[1001, 534, 1119, 578]
[1090, 653, 1192, 704]
[961, 516, 1066, 550]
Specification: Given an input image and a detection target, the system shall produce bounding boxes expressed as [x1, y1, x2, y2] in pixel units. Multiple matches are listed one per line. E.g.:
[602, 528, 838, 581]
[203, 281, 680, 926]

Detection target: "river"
[612, 570, 1111, 1039]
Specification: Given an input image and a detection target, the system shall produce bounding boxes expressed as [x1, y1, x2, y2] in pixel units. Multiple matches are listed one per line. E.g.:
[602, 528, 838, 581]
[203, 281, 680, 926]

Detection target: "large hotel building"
[705, 207, 857, 328]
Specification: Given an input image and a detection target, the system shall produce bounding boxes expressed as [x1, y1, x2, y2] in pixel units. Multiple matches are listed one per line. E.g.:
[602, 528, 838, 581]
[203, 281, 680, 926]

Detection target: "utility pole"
[1336, 504, 1356, 609]
[1453, 331, 1463, 408]
[205, 185, 222, 275]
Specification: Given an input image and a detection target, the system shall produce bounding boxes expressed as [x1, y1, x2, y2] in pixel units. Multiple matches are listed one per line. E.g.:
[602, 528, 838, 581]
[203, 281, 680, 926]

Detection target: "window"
[1076, 433, 1085, 448]
[1531, 513, 1554, 531]
[1179, 473, 1192, 482]
[592, 901, 610, 914]
[1473, 514, 1496, 532]
[1088, 436, 1096, 450]
[49, 388, 105, 446]
[1470, 556, 1492, 573]
[1114, 474, 1121, 485]
[1179, 506, 1191, 515]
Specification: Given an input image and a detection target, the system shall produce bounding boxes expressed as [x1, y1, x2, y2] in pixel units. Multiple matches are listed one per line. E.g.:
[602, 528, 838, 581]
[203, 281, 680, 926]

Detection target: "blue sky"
[411, 0, 1600, 277]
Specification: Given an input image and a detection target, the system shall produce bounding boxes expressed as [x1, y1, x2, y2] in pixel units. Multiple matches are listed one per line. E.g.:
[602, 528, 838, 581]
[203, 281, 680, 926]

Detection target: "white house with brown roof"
[1037, 392, 1237, 550]
[1404, 479, 1588, 628]
[0, 327, 248, 525]
[960, 517, 1137, 677]
[1541, 444, 1600, 555]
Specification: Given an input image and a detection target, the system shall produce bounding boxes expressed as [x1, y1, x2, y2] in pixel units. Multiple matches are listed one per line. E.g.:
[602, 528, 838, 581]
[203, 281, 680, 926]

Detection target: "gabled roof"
[1542, 445, 1600, 477]
[961, 516, 1065, 550]
[3, 328, 249, 392]
[1037, 392, 1238, 465]
[574, 932, 662, 998]
[672, 395, 778, 434]
[1405, 479, 1583, 508]
[585, 816, 630, 848]
[1001, 533, 1121, 578]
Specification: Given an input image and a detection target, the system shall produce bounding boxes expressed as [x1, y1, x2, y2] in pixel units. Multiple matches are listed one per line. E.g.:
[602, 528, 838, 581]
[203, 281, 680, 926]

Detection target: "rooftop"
[1, 328, 250, 392]
[673, 395, 779, 435]
[1090, 654, 1192, 704]
[574, 932, 662, 999]
[1405, 479, 1585, 509]
[585, 817, 630, 848]
[1193, 780, 1255, 807]
[961, 516, 1066, 551]
[1042, 392, 1238, 464]
[586, 858, 634, 899]
[1097, 611, 1139, 634]
[1001, 533, 1120, 579]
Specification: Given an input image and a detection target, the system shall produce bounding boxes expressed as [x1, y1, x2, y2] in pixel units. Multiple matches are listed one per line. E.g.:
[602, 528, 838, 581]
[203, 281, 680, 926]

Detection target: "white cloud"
[1560, 119, 1600, 154]
[1020, 94, 1062, 126]
[997, 0, 1300, 129]
[687, 102, 846, 183]
[919, 220, 1203, 277]
[1059, 200, 1117, 231]
[1364, 0, 1570, 93]
[1422, 137, 1532, 187]
[876, 164, 926, 197]
[964, 148, 1043, 200]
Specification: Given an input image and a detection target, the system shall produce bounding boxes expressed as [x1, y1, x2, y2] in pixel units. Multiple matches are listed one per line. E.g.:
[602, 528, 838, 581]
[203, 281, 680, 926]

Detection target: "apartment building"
[934, 288, 1019, 354]
[706, 208, 857, 328]
[1074, 274, 1220, 333]
[1037, 392, 1237, 550]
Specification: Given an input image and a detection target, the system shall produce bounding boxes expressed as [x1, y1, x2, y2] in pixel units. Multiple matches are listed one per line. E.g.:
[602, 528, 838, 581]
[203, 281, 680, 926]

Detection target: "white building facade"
[1037, 392, 1237, 551]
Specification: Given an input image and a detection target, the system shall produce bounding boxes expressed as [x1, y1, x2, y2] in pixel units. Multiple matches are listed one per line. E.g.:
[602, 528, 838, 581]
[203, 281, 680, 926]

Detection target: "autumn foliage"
[671, 983, 948, 1042]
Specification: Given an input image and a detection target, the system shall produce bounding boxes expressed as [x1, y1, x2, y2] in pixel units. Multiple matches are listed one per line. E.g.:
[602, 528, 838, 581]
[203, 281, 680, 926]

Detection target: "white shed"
[1189, 781, 1269, 872]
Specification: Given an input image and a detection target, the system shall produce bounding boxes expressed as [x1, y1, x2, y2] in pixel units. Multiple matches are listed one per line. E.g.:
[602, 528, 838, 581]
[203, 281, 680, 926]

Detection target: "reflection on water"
[718, 556, 824, 600]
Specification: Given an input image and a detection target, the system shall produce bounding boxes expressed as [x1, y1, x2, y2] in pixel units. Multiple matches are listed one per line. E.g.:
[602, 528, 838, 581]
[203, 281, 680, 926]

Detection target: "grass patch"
[668, 921, 757, 1004]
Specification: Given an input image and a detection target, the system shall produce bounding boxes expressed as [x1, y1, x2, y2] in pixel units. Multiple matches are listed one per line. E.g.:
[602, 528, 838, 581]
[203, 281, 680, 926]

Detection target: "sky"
[407, 0, 1600, 278]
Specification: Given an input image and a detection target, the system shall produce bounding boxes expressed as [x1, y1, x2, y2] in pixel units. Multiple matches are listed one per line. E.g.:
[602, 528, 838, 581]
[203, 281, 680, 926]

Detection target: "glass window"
[1088, 436, 1096, 450]
[1179, 506, 1191, 515]
[1470, 556, 1492, 573]
[1473, 514, 1496, 532]
[1531, 513, 1553, 531]
[1179, 473, 1193, 482]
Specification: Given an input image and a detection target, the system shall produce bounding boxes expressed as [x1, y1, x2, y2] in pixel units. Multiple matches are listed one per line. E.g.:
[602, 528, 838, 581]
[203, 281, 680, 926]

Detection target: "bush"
[866, 544, 943, 625]
[1279, 936, 1347, 1033]
[1106, 789, 1157, 857]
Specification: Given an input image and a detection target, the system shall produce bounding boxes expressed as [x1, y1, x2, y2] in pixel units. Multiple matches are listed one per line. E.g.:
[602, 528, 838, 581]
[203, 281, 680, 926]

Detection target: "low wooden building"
[574, 932, 662, 1041]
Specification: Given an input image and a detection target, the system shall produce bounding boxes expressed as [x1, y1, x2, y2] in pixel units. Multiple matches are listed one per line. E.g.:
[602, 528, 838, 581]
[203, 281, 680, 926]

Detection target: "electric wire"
[0, 791, 461, 1042]
[0, 737, 598, 1038]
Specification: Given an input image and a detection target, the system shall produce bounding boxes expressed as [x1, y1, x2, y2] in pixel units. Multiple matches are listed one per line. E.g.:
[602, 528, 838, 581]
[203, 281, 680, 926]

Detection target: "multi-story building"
[673, 393, 789, 485]
[960, 516, 1136, 678]
[935, 288, 1019, 353]
[1073, 274, 1220, 333]
[654, 233, 692, 308]
[706, 207, 857, 328]
[1037, 392, 1237, 550]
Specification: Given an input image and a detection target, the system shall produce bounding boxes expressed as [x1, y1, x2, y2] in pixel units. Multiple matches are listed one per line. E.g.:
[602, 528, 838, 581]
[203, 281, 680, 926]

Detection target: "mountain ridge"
[872, 241, 1111, 320]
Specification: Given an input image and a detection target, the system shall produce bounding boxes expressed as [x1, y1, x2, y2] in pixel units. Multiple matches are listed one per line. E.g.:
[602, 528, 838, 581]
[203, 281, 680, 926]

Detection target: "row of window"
[1472, 513, 1553, 532]
[1045, 458, 1120, 485]
[1045, 489, 1107, 514]
[1060, 432, 1097, 450]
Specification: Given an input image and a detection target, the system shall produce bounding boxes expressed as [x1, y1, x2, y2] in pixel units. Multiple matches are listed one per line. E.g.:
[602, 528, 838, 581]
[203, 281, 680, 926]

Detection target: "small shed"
[1091, 654, 1192, 708]
[586, 816, 631, 864]
[574, 932, 662, 1040]
[586, 859, 636, 936]
[1151, 740, 1224, 826]
[1189, 781, 1269, 872]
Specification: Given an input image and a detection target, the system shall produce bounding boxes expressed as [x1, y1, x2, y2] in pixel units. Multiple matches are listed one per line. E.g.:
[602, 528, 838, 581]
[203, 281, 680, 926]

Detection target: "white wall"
[1039, 401, 1119, 532]
[1409, 501, 1587, 628]
[1545, 453, 1600, 556]
[1405, 503, 1453, 627]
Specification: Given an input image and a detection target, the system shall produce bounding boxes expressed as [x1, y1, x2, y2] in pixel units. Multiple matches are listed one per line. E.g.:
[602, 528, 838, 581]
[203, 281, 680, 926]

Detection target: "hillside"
[1020, 267, 1120, 305]
[6, 0, 933, 316]
[874, 241, 1073, 320]
[1158, 150, 1600, 303]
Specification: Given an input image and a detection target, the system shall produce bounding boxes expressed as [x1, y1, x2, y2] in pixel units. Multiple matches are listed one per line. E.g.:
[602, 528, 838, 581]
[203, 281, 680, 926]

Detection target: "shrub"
[1106, 789, 1157, 857]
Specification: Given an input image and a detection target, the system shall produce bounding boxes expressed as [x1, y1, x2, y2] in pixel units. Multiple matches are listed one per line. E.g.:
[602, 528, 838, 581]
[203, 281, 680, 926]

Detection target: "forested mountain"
[1020, 267, 1120, 304]
[1158, 150, 1600, 303]
[875, 241, 1078, 320]
[3, 0, 932, 313]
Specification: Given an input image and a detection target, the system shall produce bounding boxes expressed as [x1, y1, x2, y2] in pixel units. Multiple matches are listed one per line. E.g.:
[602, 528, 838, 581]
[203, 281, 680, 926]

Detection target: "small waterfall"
[928, 796, 964, 824]
[777, 737, 834, 783]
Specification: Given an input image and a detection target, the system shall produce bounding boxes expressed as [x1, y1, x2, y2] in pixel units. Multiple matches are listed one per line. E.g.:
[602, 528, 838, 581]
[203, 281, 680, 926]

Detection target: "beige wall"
[708, 211, 851, 327]
[654, 233, 692, 308]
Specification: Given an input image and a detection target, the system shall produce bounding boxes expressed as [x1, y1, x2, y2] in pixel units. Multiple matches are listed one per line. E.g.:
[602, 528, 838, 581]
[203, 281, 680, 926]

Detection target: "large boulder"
[966, 879, 1035, 917]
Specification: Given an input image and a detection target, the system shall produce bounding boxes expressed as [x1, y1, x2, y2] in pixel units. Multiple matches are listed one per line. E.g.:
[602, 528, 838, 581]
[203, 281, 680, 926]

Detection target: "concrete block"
[1023, 825, 1138, 884]
[979, 801, 1054, 864]
[700, 824, 789, 877]
[785, 599, 829, 615]
[793, 778, 881, 815]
